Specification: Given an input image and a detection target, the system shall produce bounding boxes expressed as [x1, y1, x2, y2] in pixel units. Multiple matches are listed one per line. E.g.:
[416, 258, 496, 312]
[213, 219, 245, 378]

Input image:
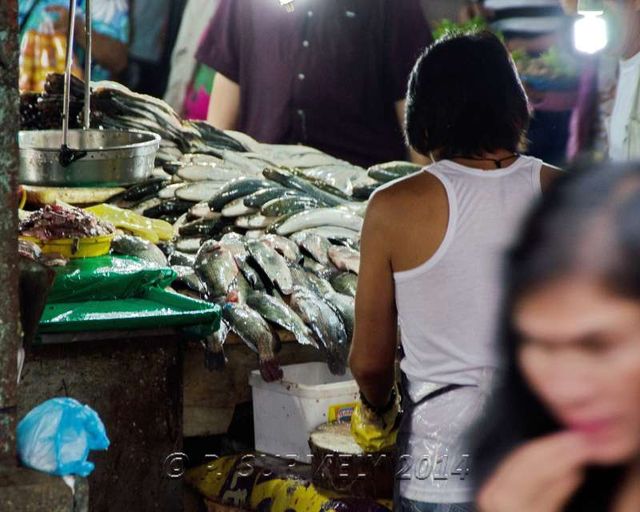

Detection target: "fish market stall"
[18, 74, 422, 510]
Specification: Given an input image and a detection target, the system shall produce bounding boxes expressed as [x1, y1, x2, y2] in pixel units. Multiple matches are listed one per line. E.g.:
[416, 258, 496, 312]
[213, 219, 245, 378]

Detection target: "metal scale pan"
[18, 0, 160, 187]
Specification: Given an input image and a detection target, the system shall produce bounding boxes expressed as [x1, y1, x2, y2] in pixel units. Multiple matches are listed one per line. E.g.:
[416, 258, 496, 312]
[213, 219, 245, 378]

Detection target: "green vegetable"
[433, 17, 503, 41]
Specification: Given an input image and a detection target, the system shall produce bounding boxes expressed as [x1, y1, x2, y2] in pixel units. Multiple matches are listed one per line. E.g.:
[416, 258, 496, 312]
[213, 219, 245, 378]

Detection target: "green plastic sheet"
[48, 255, 177, 303]
[39, 288, 221, 334]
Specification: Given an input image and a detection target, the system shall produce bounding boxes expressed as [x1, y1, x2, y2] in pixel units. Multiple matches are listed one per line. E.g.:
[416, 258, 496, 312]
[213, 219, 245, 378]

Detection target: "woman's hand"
[477, 432, 592, 512]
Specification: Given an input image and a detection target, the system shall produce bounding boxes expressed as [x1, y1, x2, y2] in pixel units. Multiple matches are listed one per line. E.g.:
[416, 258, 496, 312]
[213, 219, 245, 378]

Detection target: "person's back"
[349, 32, 561, 511]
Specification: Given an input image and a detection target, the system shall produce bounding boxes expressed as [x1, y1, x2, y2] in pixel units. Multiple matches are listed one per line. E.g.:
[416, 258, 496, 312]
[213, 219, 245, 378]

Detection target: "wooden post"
[0, 0, 21, 463]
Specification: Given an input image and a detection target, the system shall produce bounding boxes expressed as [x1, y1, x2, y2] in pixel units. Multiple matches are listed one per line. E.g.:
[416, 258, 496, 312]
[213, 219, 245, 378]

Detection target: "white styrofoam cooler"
[249, 362, 359, 462]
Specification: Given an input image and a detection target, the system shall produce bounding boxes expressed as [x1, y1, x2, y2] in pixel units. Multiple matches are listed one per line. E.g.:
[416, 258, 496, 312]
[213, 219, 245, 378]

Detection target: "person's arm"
[349, 192, 398, 407]
[395, 100, 430, 165]
[207, 73, 240, 130]
[48, 6, 128, 75]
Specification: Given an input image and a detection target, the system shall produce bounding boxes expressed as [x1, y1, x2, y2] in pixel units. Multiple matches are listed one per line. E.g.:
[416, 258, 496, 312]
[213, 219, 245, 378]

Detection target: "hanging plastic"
[17, 397, 109, 477]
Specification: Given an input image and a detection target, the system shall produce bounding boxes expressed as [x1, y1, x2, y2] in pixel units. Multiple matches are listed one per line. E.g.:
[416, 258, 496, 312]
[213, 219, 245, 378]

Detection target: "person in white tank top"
[348, 32, 562, 511]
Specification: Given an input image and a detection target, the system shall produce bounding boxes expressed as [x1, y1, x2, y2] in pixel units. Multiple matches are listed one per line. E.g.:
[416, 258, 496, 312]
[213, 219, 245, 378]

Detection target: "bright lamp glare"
[574, 14, 608, 54]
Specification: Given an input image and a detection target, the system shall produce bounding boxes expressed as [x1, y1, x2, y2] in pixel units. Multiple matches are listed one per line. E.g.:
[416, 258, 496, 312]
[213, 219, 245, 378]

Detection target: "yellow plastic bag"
[86, 204, 173, 243]
[350, 392, 401, 453]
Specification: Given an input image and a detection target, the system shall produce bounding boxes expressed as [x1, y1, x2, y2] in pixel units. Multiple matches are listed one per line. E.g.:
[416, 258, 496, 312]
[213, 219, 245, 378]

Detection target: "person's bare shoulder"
[540, 164, 565, 192]
[365, 171, 444, 229]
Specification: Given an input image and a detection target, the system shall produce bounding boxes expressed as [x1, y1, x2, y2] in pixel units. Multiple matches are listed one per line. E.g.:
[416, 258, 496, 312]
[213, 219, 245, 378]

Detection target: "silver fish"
[275, 208, 363, 236]
[246, 240, 294, 295]
[290, 232, 331, 265]
[259, 234, 302, 263]
[176, 181, 224, 203]
[290, 287, 348, 375]
[330, 272, 358, 297]
[223, 303, 282, 382]
[327, 245, 360, 275]
[222, 197, 258, 218]
[246, 292, 317, 348]
[202, 320, 229, 371]
[195, 240, 239, 301]
[323, 292, 355, 342]
[111, 234, 168, 267]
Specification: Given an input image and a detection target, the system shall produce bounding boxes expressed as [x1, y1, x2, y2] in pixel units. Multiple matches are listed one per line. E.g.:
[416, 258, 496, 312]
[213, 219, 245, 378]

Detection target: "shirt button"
[307, 10, 313, 17]
[302, 40, 310, 48]
[298, 73, 305, 81]
[297, 109, 304, 116]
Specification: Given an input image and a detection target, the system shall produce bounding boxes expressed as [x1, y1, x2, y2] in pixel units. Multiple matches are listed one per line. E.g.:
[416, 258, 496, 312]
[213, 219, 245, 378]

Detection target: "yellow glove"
[86, 204, 173, 243]
[350, 388, 401, 452]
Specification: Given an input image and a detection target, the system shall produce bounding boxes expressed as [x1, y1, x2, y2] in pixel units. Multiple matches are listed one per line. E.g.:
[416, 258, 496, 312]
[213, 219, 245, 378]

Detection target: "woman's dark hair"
[405, 31, 530, 159]
[471, 162, 640, 511]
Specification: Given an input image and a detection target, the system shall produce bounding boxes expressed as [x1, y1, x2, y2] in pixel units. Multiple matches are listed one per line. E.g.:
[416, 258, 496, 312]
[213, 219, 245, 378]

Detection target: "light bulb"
[574, 13, 608, 54]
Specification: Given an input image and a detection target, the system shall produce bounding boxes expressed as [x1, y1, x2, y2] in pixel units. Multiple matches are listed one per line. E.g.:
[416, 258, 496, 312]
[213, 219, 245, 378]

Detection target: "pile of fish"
[112, 161, 367, 381]
[20, 74, 427, 380]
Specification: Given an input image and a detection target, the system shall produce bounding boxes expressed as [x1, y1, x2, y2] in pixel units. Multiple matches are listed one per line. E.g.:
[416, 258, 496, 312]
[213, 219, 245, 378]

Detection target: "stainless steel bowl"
[19, 129, 161, 187]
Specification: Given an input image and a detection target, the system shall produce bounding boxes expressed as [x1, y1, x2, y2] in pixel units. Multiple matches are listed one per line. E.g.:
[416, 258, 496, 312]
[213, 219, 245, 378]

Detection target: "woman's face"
[516, 276, 640, 465]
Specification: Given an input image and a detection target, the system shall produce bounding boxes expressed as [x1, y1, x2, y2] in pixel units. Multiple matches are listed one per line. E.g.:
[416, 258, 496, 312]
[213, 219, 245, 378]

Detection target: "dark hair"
[471, 162, 640, 511]
[405, 31, 530, 159]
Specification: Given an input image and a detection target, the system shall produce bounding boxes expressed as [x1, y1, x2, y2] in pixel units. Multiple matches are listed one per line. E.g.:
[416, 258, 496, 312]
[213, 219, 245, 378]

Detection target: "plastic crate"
[249, 362, 359, 462]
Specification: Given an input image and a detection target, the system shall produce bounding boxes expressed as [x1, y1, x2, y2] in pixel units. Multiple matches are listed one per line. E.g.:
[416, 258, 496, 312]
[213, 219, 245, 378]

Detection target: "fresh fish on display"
[158, 183, 185, 199]
[189, 202, 218, 220]
[290, 287, 349, 375]
[202, 320, 229, 371]
[235, 214, 279, 230]
[330, 272, 358, 297]
[176, 181, 225, 203]
[290, 232, 331, 265]
[195, 240, 239, 301]
[328, 245, 360, 275]
[176, 237, 205, 254]
[152, 167, 172, 180]
[132, 197, 163, 216]
[189, 153, 223, 166]
[246, 292, 317, 348]
[177, 164, 246, 183]
[209, 179, 276, 212]
[274, 208, 363, 236]
[168, 250, 196, 267]
[172, 265, 207, 295]
[219, 233, 266, 291]
[295, 226, 361, 242]
[143, 199, 193, 219]
[172, 213, 190, 235]
[223, 303, 283, 382]
[221, 197, 258, 218]
[163, 161, 185, 176]
[242, 187, 296, 209]
[303, 258, 339, 281]
[263, 168, 348, 207]
[178, 216, 227, 237]
[304, 272, 335, 297]
[222, 150, 266, 176]
[111, 178, 168, 204]
[367, 161, 422, 183]
[260, 195, 322, 217]
[323, 292, 355, 341]
[246, 240, 294, 295]
[111, 234, 168, 266]
[259, 234, 302, 263]
[244, 230, 266, 239]
[300, 165, 365, 195]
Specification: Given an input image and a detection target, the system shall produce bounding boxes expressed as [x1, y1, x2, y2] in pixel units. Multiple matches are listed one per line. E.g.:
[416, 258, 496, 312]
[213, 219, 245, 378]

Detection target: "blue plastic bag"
[17, 398, 110, 477]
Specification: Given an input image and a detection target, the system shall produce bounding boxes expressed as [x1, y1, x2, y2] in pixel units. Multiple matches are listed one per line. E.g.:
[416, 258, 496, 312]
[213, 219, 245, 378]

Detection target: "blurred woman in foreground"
[473, 162, 640, 512]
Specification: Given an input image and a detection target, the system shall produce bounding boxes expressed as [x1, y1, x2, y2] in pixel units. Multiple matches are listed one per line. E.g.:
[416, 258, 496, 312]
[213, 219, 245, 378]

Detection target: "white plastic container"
[249, 362, 359, 462]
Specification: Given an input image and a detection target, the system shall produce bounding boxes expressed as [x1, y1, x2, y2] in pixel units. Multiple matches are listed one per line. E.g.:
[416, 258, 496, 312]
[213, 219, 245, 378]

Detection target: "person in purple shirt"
[197, 0, 432, 168]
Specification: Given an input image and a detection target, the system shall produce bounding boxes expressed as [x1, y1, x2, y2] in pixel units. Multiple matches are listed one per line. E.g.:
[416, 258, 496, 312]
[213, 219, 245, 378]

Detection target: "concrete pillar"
[0, 0, 21, 463]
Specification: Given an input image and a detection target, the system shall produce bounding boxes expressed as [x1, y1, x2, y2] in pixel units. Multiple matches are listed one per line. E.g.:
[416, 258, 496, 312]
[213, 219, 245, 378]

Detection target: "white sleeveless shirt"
[390, 156, 543, 503]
